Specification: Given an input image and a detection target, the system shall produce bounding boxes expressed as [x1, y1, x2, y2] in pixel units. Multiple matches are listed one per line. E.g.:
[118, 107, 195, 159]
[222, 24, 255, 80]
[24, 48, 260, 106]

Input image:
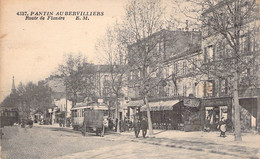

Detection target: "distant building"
[82, 64, 128, 119]
[44, 76, 72, 123]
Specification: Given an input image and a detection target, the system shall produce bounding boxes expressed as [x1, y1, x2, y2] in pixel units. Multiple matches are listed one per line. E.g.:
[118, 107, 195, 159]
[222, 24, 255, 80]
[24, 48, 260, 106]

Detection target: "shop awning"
[183, 98, 200, 107]
[140, 100, 180, 111]
[55, 111, 65, 116]
[71, 102, 109, 110]
[124, 100, 144, 108]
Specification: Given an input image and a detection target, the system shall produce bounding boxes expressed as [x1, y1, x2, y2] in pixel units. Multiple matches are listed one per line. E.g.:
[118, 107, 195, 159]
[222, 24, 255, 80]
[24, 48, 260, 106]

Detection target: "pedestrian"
[140, 117, 148, 138]
[115, 118, 118, 132]
[133, 117, 140, 138]
[125, 117, 129, 132]
[218, 117, 226, 137]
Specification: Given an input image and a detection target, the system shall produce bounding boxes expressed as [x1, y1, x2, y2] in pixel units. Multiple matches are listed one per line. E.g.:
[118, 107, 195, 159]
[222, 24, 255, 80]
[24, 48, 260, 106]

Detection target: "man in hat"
[133, 116, 140, 138]
[140, 117, 148, 138]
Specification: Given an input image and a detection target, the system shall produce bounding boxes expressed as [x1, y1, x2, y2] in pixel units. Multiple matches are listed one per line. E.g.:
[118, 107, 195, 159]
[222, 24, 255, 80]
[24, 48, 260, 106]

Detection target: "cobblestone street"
[1, 124, 260, 159]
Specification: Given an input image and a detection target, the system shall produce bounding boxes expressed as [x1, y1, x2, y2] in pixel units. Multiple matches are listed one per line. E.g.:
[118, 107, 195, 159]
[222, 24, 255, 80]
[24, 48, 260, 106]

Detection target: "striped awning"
[140, 100, 180, 111]
[183, 98, 200, 107]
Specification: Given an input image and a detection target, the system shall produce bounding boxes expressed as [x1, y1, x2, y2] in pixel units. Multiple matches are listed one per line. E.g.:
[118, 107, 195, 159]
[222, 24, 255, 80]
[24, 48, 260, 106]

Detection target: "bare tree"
[119, 0, 167, 136]
[58, 53, 87, 107]
[96, 24, 128, 133]
[176, 0, 259, 141]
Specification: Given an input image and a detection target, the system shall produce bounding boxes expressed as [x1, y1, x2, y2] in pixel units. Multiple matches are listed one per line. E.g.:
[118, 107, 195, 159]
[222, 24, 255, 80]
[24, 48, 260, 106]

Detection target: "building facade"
[201, 0, 260, 131]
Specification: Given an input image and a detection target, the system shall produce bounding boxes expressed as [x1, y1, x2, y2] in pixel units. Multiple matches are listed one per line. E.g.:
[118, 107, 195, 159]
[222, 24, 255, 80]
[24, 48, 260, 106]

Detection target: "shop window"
[219, 106, 228, 120]
[205, 107, 220, 130]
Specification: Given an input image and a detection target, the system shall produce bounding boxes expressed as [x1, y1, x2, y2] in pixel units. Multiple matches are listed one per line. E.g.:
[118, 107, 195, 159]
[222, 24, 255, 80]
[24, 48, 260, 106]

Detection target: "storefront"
[182, 98, 201, 131]
[201, 97, 232, 131]
[140, 100, 180, 130]
[239, 97, 257, 130]
[124, 100, 143, 122]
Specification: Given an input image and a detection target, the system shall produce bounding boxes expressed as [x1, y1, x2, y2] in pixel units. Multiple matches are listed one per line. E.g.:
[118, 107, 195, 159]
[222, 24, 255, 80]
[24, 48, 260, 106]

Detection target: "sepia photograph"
[0, 0, 260, 158]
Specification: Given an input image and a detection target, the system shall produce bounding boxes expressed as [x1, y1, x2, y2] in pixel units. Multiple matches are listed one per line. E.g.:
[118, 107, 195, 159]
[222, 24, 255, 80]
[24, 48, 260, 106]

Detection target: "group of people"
[113, 117, 133, 132]
[112, 116, 149, 138]
[58, 118, 71, 127]
[133, 117, 148, 138]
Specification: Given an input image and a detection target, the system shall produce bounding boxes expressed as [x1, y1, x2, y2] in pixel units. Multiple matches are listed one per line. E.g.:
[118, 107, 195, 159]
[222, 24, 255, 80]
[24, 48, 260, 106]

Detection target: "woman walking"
[218, 117, 226, 137]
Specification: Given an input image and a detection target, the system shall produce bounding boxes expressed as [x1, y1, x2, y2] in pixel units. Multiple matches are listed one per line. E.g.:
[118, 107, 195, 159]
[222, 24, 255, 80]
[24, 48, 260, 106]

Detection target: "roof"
[128, 29, 201, 48]
[164, 45, 201, 63]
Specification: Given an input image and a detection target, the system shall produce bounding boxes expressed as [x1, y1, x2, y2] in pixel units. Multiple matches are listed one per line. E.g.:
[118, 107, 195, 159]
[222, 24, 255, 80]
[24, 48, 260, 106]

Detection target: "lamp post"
[65, 85, 68, 127]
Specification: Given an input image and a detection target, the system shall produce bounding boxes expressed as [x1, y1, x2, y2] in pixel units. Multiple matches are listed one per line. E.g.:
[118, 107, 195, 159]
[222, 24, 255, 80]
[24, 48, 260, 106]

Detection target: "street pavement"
[54, 142, 239, 159]
[1, 124, 260, 159]
[1, 124, 121, 159]
[104, 131, 260, 159]
[52, 124, 260, 159]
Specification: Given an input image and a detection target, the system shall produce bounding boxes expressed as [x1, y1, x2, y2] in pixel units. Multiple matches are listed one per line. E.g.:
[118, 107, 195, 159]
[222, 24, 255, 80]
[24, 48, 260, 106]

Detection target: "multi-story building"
[201, 0, 260, 131]
[125, 29, 203, 130]
[126, 0, 260, 132]
[82, 64, 128, 119]
[44, 75, 72, 123]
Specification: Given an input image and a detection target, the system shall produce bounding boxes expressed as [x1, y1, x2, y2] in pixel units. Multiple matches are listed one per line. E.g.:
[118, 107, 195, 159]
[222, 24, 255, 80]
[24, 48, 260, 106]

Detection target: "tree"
[35, 81, 53, 114]
[96, 25, 128, 133]
[58, 53, 87, 107]
[120, 0, 167, 136]
[177, 0, 259, 141]
[15, 81, 53, 119]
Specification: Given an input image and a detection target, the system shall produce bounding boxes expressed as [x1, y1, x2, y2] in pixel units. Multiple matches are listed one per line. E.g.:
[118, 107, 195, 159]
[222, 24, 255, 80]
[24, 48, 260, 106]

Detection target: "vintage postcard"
[0, 0, 260, 158]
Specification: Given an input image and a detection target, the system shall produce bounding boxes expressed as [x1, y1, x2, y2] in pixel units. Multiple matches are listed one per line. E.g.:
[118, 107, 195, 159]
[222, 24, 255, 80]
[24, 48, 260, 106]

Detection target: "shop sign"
[183, 98, 200, 107]
[48, 108, 52, 113]
[202, 98, 232, 107]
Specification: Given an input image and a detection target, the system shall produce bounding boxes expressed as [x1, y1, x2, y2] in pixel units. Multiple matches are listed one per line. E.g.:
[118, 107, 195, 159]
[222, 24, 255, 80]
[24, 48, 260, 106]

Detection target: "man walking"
[133, 117, 140, 138]
[140, 117, 148, 138]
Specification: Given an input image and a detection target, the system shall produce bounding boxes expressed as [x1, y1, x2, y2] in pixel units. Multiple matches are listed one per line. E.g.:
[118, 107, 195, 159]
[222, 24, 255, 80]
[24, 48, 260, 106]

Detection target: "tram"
[71, 102, 109, 131]
[0, 109, 19, 128]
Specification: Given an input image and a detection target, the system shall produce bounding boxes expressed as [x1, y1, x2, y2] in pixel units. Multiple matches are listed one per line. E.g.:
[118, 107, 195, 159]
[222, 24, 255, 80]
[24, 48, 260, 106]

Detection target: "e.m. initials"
[76, 16, 89, 20]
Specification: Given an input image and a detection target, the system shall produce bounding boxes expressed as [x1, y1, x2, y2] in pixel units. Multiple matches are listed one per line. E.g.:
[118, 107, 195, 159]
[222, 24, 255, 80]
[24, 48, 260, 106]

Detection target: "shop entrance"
[205, 106, 228, 131]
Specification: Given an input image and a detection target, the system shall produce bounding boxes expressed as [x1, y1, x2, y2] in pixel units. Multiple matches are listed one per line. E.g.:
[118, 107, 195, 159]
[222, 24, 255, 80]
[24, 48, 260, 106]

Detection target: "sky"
[0, 0, 129, 101]
[0, 0, 192, 101]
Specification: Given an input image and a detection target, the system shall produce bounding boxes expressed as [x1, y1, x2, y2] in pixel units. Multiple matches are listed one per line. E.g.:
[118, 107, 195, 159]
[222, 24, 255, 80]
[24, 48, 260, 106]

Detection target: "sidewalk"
[37, 124, 260, 158]
[121, 129, 260, 148]
[104, 130, 260, 158]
